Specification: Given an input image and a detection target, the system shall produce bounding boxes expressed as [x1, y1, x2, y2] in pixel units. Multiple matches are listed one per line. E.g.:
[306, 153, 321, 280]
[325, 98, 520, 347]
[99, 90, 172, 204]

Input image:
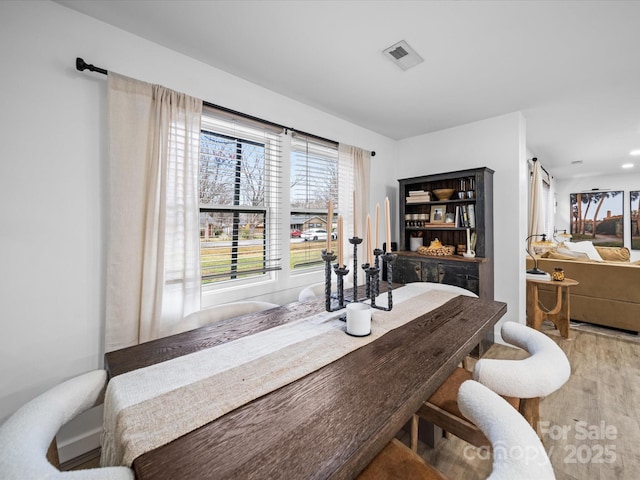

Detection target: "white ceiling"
[56, 0, 640, 179]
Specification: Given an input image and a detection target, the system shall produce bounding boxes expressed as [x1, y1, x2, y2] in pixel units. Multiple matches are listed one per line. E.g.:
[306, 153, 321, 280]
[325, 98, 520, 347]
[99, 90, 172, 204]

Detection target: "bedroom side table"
[526, 276, 579, 339]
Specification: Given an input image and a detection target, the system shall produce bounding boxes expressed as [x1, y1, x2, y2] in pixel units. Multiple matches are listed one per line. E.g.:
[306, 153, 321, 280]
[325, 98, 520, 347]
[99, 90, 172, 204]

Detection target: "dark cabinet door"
[394, 258, 422, 284]
[394, 256, 480, 296]
[437, 261, 479, 295]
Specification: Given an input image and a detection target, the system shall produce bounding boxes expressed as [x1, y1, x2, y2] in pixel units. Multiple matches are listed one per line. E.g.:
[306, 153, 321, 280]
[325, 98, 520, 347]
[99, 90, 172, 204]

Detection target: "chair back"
[458, 380, 555, 479]
[0, 370, 134, 479]
[169, 301, 279, 335]
[298, 283, 326, 302]
[404, 281, 478, 298]
[473, 321, 570, 398]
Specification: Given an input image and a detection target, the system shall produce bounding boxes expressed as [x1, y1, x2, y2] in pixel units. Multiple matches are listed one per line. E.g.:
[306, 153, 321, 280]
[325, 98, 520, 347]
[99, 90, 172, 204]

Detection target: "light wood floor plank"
[398, 322, 640, 480]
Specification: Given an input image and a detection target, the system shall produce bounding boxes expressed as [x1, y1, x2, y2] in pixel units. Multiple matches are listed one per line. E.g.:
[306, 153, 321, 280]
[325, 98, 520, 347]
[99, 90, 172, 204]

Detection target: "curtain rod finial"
[76, 57, 87, 71]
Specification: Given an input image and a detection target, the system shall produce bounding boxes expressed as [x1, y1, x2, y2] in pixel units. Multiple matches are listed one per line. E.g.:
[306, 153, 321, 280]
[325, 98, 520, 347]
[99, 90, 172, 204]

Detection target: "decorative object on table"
[552, 267, 565, 281]
[417, 238, 455, 256]
[324, 197, 396, 313]
[570, 190, 624, 248]
[432, 188, 455, 201]
[345, 303, 371, 336]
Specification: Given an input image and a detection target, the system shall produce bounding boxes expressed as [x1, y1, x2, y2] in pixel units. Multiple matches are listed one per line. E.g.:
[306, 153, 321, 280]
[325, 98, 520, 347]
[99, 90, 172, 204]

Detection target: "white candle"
[338, 215, 343, 266]
[466, 228, 471, 253]
[327, 201, 333, 252]
[375, 203, 380, 250]
[353, 191, 358, 238]
[366, 214, 373, 265]
[385, 197, 391, 252]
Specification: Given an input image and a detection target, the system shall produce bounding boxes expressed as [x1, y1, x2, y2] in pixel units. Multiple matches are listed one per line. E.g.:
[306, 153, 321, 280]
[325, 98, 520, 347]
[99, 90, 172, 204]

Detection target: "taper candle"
[366, 214, 373, 265]
[327, 201, 333, 252]
[353, 191, 357, 237]
[375, 203, 380, 250]
[385, 197, 391, 252]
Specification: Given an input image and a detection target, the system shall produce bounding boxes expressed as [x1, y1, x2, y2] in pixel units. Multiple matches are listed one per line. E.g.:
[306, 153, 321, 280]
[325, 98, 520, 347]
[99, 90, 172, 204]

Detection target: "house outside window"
[199, 108, 282, 286]
[290, 133, 338, 270]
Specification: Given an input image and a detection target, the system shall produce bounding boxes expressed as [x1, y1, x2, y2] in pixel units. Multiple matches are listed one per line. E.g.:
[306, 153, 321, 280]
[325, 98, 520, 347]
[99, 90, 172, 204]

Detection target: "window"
[199, 107, 282, 285]
[290, 133, 338, 269]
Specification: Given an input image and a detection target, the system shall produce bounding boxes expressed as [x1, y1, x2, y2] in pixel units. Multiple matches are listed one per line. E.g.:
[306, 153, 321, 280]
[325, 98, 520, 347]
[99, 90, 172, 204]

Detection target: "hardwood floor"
[68, 321, 639, 479]
[398, 321, 640, 480]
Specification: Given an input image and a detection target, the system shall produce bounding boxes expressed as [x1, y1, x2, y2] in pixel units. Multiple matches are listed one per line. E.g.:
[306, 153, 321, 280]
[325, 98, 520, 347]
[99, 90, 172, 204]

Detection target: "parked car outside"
[290, 229, 302, 238]
[301, 228, 337, 241]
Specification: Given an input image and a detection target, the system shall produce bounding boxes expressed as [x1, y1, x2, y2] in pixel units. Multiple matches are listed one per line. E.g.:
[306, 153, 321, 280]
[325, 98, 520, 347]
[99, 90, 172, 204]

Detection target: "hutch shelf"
[395, 167, 494, 300]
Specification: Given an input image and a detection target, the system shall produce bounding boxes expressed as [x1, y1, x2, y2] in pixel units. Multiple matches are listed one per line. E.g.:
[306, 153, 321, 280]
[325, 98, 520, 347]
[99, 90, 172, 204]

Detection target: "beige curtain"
[106, 73, 202, 351]
[338, 144, 371, 287]
[528, 158, 545, 246]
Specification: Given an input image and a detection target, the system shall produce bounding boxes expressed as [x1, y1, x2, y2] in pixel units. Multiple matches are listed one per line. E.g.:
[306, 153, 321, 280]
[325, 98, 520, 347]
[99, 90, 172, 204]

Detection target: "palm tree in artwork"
[590, 191, 620, 239]
[631, 191, 640, 237]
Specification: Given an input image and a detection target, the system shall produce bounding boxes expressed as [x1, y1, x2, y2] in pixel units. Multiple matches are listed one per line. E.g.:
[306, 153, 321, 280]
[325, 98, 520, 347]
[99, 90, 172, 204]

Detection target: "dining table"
[103, 283, 507, 479]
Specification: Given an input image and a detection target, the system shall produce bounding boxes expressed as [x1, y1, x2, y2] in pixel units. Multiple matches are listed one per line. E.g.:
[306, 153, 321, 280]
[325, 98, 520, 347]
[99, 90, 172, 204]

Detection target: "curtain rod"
[531, 157, 550, 177]
[76, 57, 375, 156]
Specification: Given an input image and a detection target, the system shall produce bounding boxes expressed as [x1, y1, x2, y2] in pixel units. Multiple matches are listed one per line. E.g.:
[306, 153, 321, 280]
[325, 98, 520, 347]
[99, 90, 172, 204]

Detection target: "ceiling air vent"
[383, 40, 424, 71]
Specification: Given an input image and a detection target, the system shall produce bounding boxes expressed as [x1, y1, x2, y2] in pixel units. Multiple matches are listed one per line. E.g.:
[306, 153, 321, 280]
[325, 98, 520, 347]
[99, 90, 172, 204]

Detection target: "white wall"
[395, 112, 528, 338]
[554, 172, 640, 262]
[0, 0, 395, 460]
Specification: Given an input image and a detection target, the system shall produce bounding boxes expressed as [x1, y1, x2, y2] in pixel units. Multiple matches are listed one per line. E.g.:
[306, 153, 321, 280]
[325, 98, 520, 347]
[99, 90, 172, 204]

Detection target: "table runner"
[101, 284, 459, 467]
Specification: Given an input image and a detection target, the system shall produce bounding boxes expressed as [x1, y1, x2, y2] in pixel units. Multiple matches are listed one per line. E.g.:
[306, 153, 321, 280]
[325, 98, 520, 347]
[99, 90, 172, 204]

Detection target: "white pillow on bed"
[564, 241, 603, 261]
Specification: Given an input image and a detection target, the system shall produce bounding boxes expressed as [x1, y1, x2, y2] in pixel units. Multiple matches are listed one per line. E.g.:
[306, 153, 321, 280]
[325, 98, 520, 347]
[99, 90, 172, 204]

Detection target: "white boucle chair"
[458, 380, 556, 479]
[412, 321, 570, 450]
[298, 282, 326, 302]
[0, 370, 134, 479]
[168, 301, 280, 335]
[167, 301, 279, 335]
[358, 380, 555, 480]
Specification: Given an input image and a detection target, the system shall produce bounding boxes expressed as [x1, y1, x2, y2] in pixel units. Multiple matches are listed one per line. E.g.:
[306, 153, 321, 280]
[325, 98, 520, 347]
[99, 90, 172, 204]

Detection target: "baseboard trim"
[59, 447, 101, 471]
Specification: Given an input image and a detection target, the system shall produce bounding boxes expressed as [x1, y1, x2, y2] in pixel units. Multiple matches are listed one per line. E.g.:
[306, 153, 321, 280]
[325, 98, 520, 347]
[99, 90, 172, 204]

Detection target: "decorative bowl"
[432, 188, 455, 201]
[417, 245, 455, 256]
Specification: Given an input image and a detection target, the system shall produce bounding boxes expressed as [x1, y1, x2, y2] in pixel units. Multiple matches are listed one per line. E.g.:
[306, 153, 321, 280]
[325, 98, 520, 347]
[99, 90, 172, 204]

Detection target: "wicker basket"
[417, 245, 455, 256]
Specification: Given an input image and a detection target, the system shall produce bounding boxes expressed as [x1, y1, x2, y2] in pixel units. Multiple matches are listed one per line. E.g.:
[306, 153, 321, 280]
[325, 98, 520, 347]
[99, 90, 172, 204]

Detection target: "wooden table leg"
[547, 285, 570, 339]
[526, 282, 545, 331]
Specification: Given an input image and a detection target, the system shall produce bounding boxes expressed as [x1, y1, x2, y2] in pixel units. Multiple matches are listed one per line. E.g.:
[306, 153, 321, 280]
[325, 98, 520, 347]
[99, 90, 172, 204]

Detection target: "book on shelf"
[427, 222, 456, 228]
[406, 195, 431, 204]
[467, 204, 476, 228]
[408, 190, 426, 196]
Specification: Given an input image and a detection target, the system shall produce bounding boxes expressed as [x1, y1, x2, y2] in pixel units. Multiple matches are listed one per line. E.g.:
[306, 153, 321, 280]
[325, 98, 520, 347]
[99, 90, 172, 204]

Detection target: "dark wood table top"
[105, 291, 506, 480]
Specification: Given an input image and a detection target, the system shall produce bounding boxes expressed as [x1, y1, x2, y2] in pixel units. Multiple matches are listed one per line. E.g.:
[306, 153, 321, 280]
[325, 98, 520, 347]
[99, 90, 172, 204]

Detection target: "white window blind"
[199, 106, 283, 284]
[290, 132, 338, 269]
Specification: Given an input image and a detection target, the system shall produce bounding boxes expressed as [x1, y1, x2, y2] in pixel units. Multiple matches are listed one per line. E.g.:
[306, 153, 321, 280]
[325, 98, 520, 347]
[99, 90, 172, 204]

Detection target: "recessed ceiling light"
[622, 163, 634, 169]
[630, 150, 640, 156]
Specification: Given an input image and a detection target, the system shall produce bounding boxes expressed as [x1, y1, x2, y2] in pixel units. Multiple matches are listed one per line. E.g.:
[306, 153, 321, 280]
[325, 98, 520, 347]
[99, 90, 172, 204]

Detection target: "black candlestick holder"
[333, 263, 349, 308]
[321, 250, 339, 312]
[323, 240, 395, 313]
[379, 252, 397, 311]
[349, 237, 363, 303]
